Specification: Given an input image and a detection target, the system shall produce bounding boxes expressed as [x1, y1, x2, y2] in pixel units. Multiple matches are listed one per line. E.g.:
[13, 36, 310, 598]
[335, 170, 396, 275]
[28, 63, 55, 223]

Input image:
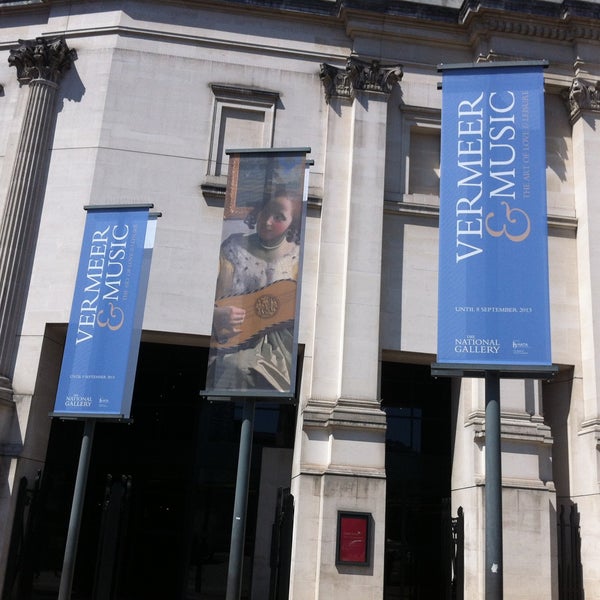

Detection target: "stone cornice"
[6, 3, 600, 71]
[6, 1, 600, 48]
[461, 1, 600, 46]
[320, 56, 403, 102]
[323, 1, 600, 56]
[8, 36, 76, 84]
[134, 0, 600, 26]
[199, 0, 600, 47]
[466, 15, 600, 44]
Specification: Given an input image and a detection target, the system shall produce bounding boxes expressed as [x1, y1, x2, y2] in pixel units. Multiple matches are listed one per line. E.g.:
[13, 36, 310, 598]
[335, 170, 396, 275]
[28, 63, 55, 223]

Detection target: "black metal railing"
[385, 500, 463, 599]
[92, 473, 133, 600]
[2, 471, 42, 600]
[269, 487, 294, 600]
[557, 502, 584, 600]
[450, 506, 464, 600]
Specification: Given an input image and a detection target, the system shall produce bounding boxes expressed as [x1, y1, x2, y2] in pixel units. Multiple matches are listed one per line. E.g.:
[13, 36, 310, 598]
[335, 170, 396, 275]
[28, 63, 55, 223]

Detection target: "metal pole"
[225, 398, 256, 600]
[58, 418, 96, 600]
[485, 372, 503, 599]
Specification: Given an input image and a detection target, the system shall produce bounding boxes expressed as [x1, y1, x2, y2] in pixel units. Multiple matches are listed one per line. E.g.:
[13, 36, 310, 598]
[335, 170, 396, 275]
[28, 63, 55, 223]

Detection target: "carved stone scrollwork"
[320, 56, 403, 102]
[346, 57, 403, 94]
[8, 36, 76, 84]
[563, 77, 600, 122]
[320, 62, 353, 100]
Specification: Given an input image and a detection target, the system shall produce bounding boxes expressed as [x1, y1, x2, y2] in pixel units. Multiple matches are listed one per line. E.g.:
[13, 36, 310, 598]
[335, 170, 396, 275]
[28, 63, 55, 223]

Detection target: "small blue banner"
[53, 205, 154, 417]
[437, 63, 551, 366]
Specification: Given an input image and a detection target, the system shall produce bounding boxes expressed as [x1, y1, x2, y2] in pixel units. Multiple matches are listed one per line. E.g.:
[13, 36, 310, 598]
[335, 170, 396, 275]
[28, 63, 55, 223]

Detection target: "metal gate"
[384, 500, 463, 599]
[557, 503, 583, 600]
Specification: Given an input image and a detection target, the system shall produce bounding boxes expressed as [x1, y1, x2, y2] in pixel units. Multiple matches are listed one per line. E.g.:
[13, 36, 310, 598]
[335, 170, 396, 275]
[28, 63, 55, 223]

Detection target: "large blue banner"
[53, 205, 155, 418]
[437, 63, 551, 366]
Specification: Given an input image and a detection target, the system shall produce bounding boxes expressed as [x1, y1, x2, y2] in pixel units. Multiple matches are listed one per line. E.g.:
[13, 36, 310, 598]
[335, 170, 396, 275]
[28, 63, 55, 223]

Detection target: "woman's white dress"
[207, 233, 299, 393]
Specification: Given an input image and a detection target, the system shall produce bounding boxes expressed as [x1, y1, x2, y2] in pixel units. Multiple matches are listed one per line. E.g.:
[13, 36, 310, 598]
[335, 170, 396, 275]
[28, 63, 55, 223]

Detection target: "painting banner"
[205, 148, 310, 397]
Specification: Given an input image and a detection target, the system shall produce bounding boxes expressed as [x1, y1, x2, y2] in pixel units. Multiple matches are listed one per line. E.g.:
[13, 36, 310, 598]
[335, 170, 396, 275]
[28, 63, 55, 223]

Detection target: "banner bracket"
[430, 363, 558, 380]
[437, 59, 549, 72]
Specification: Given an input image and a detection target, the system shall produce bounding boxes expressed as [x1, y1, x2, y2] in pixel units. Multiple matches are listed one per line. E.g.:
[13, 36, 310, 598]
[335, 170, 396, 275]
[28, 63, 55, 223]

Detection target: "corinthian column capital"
[320, 56, 403, 102]
[346, 56, 403, 95]
[8, 36, 76, 84]
[563, 77, 600, 122]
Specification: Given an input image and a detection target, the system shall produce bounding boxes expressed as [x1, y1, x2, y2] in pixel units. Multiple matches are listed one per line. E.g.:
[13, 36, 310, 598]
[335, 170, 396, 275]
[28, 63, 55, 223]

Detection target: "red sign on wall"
[336, 512, 370, 566]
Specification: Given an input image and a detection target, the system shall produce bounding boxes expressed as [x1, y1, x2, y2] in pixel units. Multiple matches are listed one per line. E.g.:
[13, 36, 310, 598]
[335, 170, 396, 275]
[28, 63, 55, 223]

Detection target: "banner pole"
[58, 418, 96, 600]
[225, 398, 256, 600]
[485, 372, 503, 599]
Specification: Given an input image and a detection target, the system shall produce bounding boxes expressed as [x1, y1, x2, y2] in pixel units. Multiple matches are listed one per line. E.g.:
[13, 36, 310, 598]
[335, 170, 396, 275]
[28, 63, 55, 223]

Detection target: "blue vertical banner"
[53, 205, 156, 418]
[437, 62, 551, 366]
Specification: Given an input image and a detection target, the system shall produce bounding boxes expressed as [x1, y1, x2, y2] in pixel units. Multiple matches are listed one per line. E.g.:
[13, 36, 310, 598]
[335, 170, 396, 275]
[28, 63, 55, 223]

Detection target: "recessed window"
[407, 126, 440, 196]
[207, 84, 280, 179]
[397, 106, 441, 202]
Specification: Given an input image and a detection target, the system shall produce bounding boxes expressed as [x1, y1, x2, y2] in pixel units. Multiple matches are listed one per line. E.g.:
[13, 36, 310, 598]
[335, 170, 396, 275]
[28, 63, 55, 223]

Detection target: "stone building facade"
[0, 0, 598, 598]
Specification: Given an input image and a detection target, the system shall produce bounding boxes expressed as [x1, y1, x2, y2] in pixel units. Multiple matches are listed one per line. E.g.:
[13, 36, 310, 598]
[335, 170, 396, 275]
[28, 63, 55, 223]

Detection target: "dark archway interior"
[382, 362, 452, 600]
[22, 342, 296, 600]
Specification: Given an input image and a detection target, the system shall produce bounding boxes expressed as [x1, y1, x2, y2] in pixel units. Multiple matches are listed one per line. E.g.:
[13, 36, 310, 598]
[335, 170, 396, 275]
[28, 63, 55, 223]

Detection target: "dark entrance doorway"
[382, 362, 452, 600]
[10, 341, 296, 600]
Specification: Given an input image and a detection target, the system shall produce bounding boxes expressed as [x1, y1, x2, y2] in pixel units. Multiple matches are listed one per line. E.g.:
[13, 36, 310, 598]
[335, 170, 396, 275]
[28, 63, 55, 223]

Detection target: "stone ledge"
[467, 410, 553, 445]
[302, 397, 336, 428]
[473, 475, 556, 492]
[298, 464, 386, 479]
[578, 418, 600, 450]
[303, 396, 387, 431]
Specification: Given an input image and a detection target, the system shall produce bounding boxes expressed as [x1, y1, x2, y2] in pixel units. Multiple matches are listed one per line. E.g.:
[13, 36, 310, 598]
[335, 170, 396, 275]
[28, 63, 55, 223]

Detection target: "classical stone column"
[0, 37, 76, 401]
[290, 57, 401, 600]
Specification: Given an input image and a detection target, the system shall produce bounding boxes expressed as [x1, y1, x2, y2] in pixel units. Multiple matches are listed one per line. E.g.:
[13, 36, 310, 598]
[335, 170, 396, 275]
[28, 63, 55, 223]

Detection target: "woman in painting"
[208, 187, 303, 393]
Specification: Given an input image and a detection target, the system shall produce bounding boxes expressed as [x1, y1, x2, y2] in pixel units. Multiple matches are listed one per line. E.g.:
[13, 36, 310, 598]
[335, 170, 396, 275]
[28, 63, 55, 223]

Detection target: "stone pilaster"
[0, 37, 76, 400]
[309, 56, 402, 413]
[559, 75, 600, 594]
[563, 77, 600, 451]
[289, 57, 401, 600]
